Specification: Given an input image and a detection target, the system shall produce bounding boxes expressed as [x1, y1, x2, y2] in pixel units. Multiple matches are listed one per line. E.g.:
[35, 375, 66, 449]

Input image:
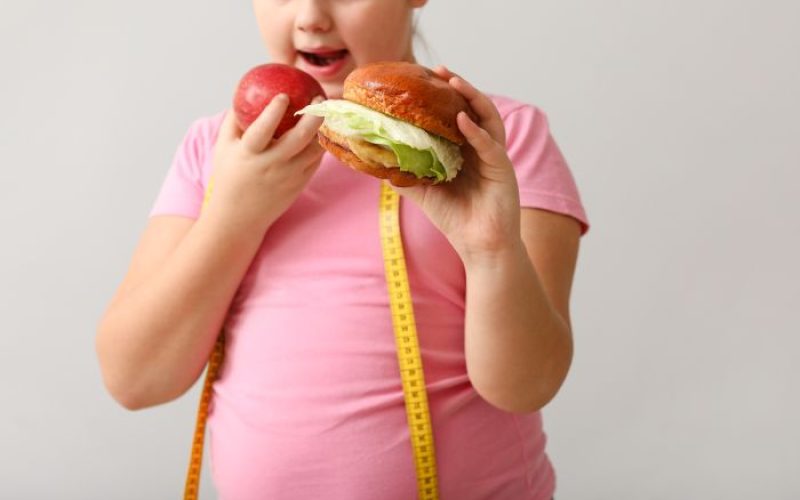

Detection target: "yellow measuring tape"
[183, 336, 224, 499]
[183, 178, 224, 500]
[183, 180, 439, 499]
[378, 183, 439, 499]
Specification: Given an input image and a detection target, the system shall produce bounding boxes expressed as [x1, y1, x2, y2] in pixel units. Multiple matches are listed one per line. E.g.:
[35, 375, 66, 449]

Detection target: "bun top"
[343, 62, 471, 145]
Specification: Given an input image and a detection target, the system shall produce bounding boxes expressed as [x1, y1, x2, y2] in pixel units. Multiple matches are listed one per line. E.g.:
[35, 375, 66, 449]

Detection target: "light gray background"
[1, 1, 798, 498]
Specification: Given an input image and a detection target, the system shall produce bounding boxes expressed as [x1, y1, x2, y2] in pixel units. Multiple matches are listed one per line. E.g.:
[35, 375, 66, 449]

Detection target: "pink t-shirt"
[150, 95, 589, 499]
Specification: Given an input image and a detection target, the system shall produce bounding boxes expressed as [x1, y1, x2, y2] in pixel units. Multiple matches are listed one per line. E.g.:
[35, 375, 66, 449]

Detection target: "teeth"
[303, 50, 345, 66]
[311, 53, 327, 66]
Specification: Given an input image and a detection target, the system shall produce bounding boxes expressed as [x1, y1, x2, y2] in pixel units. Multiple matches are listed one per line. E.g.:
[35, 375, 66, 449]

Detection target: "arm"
[96, 212, 268, 410]
[96, 97, 324, 410]
[394, 67, 583, 413]
[463, 209, 580, 413]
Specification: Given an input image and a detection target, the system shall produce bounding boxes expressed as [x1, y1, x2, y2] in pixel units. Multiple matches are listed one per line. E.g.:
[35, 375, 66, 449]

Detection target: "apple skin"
[233, 64, 326, 138]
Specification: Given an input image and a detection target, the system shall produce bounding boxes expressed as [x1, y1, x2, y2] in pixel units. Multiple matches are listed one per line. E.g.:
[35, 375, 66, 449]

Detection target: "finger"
[432, 65, 458, 81]
[286, 140, 324, 171]
[291, 143, 324, 184]
[218, 109, 240, 142]
[449, 76, 505, 142]
[302, 151, 324, 177]
[241, 94, 290, 152]
[387, 180, 431, 207]
[432, 67, 504, 142]
[272, 98, 325, 157]
[457, 111, 508, 167]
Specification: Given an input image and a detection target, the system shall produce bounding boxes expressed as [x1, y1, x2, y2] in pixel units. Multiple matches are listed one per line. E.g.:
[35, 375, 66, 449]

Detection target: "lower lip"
[298, 52, 350, 79]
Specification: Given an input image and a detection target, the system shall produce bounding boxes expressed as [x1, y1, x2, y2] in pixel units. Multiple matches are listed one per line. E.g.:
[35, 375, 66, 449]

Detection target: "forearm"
[462, 238, 573, 413]
[97, 209, 268, 409]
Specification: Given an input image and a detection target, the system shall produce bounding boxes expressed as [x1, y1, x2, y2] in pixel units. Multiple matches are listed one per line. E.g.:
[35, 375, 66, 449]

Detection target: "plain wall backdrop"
[1, 1, 798, 498]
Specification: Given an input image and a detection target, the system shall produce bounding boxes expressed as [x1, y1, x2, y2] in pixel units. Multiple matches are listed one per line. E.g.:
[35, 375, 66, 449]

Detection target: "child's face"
[253, 0, 426, 98]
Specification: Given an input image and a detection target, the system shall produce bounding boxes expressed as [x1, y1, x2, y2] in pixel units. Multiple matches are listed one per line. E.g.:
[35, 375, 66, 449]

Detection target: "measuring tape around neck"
[183, 180, 439, 499]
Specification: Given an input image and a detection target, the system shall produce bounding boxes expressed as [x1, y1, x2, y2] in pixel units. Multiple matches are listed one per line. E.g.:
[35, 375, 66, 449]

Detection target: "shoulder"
[488, 94, 546, 122]
[486, 94, 561, 156]
[173, 110, 227, 180]
[181, 109, 228, 149]
[162, 110, 227, 189]
[487, 94, 590, 235]
[149, 110, 228, 219]
[487, 94, 555, 144]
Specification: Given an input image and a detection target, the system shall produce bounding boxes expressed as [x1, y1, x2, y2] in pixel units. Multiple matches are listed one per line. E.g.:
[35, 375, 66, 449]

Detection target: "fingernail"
[312, 95, 325, 104]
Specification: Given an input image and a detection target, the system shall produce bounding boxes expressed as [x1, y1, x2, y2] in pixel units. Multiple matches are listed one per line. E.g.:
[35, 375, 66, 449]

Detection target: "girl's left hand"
[392, 66, 522, 263]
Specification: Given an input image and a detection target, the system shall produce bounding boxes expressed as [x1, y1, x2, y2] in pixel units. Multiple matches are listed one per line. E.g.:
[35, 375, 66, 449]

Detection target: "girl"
[96, 1, 589, 498]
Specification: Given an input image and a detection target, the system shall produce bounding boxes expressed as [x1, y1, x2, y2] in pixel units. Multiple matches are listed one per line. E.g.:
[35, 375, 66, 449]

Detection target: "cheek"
[265, 36, 295, 64]
[336, 2, 414, 62]
[347, 20, 413, 63]
[253, 8, 294, 61]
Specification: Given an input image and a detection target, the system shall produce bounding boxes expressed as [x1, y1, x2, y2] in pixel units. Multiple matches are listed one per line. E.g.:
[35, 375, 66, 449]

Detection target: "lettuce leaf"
[297, 99, 462, 181]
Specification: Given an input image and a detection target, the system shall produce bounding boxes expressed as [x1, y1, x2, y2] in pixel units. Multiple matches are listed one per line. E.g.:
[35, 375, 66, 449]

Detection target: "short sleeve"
[148, 111, 226, 219]
[502, 103, 590, 235]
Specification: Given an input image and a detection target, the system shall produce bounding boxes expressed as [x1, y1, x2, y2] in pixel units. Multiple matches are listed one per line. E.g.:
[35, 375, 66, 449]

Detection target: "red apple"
[233, 63, 326, 138]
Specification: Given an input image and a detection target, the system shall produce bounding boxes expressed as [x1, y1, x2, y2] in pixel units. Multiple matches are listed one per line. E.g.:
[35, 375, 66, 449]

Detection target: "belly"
[206, 303, 553, 500]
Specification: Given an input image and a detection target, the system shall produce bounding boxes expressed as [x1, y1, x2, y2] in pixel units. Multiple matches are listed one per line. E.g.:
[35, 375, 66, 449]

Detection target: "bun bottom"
[317, 132, 434, 188]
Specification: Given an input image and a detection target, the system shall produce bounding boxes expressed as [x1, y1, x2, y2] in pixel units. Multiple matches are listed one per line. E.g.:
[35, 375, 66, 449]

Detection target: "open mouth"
[299, 49, 349, 67]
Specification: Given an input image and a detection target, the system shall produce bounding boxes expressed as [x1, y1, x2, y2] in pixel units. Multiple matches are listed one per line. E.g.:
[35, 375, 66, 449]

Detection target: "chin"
[320, 82, 344, 100]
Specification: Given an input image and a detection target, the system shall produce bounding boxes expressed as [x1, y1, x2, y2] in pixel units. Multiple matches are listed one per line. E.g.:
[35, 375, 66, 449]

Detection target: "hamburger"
[297, 62, 472, 186]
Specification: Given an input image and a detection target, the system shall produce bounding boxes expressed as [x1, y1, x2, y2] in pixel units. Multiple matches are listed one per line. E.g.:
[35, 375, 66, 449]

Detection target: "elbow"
[99, 367, 174, 411]
[96, 357, 156, 411]
[96, 322, 134, 410]
[108, 385, 155, 412]
[95, 322, 169, 411]
[96, 355, 154, 412]
[472, 379, 562, 414]
[468, 347, 573, 414]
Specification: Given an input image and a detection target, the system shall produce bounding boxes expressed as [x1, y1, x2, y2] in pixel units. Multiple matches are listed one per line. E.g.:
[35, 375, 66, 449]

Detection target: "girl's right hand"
[207, 94, 325, 232]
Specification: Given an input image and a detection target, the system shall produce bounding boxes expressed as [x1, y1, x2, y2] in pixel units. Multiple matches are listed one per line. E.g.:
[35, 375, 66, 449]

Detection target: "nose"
[295, 0, 332, 34]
